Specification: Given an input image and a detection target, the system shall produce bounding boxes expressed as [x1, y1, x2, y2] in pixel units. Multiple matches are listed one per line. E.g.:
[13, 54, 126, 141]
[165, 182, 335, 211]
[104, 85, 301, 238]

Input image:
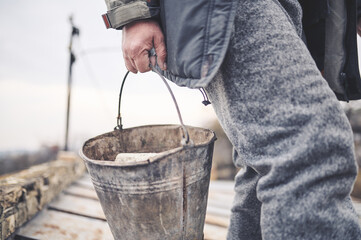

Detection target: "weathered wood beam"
[0, 152, 85, 240]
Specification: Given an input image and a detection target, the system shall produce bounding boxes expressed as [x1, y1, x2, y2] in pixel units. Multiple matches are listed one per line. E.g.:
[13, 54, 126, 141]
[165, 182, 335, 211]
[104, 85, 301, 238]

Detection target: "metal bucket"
[80, 125, 216, 239]
[79, 68, 216, 239]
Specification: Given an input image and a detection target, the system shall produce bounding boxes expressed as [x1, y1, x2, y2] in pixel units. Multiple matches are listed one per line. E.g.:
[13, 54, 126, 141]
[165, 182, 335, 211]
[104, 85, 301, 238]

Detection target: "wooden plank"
[15, 173, 361, 240]
[207, 195, 233, 209]
[53, 180, 232, 238]
[205, 214, 229, 228]
[48, 194, 105, 220]
[73, 178, 95, 190]
[204, 224, 228, 240]
[63, 185, 99, 200]
[80, 173, 91, 181]
[73, 174, 94, 189]
[206, 206, 232, 219]
[16, 209, 113, 240]
[208, 190, 234, 200]
[209, 180, 234, 193]
[0, 152, 86, 240]
[48, 192, 231, 230]
[57, 180, 233, 223]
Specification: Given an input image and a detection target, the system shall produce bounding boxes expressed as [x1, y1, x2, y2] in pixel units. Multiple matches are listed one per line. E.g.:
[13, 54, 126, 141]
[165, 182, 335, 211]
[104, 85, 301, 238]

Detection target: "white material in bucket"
[115, 153, 158, 163]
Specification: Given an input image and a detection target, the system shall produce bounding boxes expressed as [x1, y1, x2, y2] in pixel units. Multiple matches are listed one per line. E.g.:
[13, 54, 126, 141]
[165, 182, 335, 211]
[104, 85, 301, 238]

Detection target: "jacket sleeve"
[103, 0, 160, 29]
[358, 0, 361, 20]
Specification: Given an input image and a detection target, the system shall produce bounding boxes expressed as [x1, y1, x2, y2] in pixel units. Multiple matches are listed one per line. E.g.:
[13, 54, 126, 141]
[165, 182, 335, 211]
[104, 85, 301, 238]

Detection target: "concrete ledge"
[0, 152, 85, 240]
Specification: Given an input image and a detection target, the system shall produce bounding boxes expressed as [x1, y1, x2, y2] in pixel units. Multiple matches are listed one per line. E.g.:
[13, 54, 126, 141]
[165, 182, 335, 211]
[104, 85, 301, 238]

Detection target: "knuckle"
[155, 45, 167, 56]
[159, 50, 167, 57]
[157, 52, 167, 61]
[123, 43, 141, 58]
[137, 63, 150, 73]
[129, 40, 142, 50]
[156, 36, 164, 44]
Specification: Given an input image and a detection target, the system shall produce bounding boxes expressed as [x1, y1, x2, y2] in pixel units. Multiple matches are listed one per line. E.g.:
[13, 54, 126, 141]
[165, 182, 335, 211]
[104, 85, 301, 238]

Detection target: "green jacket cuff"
[103, 1, 160, 30]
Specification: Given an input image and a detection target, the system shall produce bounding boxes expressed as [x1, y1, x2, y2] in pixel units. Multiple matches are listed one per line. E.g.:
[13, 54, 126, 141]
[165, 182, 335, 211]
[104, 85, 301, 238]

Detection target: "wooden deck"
[11, 174, 361, 240]
[14, 174, 233, 240]
[0, 153, 86, 240]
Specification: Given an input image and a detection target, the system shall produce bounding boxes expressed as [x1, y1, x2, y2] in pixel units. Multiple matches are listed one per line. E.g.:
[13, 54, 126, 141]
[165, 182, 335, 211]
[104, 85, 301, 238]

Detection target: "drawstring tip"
[202, 100, 211, 106]
[199, 88, 211, 106]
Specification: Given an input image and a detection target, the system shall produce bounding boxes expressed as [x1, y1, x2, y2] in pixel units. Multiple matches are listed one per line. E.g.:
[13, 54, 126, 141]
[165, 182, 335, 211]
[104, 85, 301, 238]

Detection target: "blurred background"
[0, 0, 229, 176]
[1, 0, 361, 186]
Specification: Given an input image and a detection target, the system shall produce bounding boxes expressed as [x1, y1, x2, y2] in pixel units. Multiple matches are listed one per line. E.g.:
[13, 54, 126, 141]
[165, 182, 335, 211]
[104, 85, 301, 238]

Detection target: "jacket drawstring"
[199, 88, 211, 106]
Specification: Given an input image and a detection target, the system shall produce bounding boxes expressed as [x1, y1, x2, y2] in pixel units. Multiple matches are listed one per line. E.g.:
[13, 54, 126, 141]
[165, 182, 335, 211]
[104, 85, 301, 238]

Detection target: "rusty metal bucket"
[79, 69, 216, 239]
[80, 125, 215, 239]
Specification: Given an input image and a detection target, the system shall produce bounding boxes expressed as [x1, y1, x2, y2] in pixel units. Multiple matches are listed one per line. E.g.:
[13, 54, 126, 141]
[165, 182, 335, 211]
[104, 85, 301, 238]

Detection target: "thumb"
[154, 35, 167, 70]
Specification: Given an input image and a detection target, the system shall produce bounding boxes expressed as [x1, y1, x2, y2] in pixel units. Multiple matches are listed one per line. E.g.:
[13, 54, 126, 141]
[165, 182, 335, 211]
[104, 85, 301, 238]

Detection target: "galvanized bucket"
[79, 69, 216, 240]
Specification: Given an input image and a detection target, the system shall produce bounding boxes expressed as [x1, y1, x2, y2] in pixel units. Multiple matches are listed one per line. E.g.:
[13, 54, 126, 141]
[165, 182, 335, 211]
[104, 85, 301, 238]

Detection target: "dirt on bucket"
[80, 125, 216, 240]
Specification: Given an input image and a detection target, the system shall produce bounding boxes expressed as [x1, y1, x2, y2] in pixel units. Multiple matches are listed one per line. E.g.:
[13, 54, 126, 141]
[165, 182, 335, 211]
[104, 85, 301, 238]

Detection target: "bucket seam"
[90, 169, 210, 194]
[90, 168, 206, 188]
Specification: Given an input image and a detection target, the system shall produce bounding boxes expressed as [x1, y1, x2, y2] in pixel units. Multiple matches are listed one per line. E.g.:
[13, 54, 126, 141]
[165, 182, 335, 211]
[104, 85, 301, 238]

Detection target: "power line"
[78, 52, 115, 122]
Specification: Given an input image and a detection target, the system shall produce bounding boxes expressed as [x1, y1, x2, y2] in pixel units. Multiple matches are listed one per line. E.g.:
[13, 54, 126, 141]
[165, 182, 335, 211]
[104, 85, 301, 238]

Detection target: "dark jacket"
[103, 0, 238, 89]
[103, 0, 361, 101]
[299, 0, 361, 101]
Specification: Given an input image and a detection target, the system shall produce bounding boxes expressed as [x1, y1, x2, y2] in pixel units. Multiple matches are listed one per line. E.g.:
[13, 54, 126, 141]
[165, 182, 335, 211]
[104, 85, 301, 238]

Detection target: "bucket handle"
[114, 65, 191, 146]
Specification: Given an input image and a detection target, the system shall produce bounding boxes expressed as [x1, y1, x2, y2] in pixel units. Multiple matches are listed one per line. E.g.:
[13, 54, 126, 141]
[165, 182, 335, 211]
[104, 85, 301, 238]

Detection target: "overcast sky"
[1, 1, 361, 152]
[0, 0, 216, 152]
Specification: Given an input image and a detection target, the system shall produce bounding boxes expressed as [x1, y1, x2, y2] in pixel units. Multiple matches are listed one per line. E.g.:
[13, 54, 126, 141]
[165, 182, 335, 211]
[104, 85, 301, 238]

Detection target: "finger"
[134, 50, 151, 73]
[122, 46, 138, 73]
[124, 56, 137, 73]
[149, 55, 156, 68]
[130, 57, 138, 72]
[154, 35, 167, 70]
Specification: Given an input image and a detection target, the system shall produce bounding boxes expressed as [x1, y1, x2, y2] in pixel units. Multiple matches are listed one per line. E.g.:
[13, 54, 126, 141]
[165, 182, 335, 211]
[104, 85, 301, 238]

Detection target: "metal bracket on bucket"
[115, 65, 192, 146]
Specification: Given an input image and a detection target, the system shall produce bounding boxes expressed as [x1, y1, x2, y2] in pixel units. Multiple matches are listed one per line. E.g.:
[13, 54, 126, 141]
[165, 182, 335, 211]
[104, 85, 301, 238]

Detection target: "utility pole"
[64, 15, 80, 151]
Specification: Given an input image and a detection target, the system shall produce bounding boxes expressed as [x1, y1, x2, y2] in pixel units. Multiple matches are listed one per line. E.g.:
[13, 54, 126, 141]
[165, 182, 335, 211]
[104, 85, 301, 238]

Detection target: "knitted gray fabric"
[205, 0, 361, 239]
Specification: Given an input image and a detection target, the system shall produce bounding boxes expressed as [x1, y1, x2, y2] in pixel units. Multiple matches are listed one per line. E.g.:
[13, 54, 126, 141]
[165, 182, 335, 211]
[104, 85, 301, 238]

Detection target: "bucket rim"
[79, 124, 216, 168]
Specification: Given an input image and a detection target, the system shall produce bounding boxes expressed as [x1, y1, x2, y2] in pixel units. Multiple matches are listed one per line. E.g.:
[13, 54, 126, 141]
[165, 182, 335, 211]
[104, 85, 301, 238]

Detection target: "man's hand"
[358, 18, 361, 37]
[122, 20, 167, 73]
